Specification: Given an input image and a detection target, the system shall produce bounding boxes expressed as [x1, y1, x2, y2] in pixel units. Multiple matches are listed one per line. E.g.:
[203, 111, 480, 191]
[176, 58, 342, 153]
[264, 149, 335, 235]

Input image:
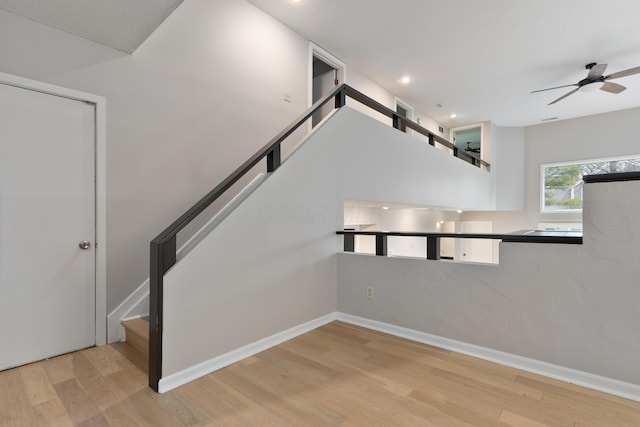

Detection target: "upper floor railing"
[148, 83, 490, 391]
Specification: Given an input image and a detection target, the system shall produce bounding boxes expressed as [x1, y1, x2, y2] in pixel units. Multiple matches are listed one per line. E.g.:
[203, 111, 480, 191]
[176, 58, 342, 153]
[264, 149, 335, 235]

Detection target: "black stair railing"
[148, 84, 490, 391]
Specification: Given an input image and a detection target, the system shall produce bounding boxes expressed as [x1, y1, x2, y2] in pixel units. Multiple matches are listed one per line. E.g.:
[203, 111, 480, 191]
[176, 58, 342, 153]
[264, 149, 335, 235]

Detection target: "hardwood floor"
[2, 321, 639, 426]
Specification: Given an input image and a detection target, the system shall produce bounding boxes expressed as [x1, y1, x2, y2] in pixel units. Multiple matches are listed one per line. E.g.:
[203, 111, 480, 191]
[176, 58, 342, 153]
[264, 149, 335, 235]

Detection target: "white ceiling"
[3, 0, 640, 127]
[0, 0, 183, 53]
[248, 0, 640, 127]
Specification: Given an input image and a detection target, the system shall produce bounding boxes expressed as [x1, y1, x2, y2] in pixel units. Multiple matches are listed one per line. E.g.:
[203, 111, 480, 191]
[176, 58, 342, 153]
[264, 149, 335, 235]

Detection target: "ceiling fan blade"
[548, 88, 579, 105]
[606, 66, 640, 80]
[600, 81, 626, 94]
[531, 83, 578, 93]
[587, 63, 607, 79]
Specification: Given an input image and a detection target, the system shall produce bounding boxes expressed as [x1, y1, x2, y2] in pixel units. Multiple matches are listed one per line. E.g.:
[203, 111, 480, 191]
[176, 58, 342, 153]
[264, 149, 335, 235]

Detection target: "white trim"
[175, 174, 266, 262]
[107, 279, 150, 343]
[394, 97, 414, 135]
[0, 72, 107, 346]
[308, 42, 347, 132]
[158, 312, 338, 393]
[336, 313, 640, 403]
[309, 42, 347, 98]
[394, 97, 414, 120]
[449, 122, 484, 164]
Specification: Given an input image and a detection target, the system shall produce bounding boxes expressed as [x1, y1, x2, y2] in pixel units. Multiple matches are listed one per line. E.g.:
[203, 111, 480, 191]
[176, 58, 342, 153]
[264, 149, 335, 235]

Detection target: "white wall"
[0, 0, 451, 316]
[493, 126, 525, 210]
[338, 178, 640, 390]
[347, 69, 448, 140]
[162, 107, 497, 383]
[465, 108, 640, 231]
[343, 206, 461, 257]
[525, 108, 640, 226]
[0, 0, 312, 312]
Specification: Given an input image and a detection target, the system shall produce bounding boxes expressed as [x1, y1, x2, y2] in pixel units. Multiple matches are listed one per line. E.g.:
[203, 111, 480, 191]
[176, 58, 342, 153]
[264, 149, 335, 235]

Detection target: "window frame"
[540, 154, 640, 213]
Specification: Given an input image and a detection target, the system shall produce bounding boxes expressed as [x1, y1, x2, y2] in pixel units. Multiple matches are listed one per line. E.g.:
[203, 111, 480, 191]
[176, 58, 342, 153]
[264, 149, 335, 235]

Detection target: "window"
[450, 123, 483, 166]
[541, 155, 640, 212]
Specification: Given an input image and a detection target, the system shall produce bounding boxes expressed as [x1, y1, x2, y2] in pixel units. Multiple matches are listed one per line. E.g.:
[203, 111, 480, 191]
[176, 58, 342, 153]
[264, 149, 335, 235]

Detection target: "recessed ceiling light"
[382, 206, 389, 210]
[456, 210, 463, 213]
[450, 114, 457, 118]
[400, 76, 411, 84]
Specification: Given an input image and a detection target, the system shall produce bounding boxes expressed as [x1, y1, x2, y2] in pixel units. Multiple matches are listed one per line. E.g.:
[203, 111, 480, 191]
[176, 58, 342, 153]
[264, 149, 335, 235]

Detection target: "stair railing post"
[376, 233, 388, 256]
[335, 86, 346, 108]
[267, 144, 281, 172]
[149, 234, 176, 392]
[343, 231, 355, 252]
[426, 236, 441, 260]
[392, 114, 401, 130]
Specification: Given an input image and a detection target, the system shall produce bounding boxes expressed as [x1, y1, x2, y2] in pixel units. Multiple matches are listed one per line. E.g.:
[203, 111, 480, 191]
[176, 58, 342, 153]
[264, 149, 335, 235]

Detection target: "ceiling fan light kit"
[579, 81, 604, 93]
[532, 62, 640, 105]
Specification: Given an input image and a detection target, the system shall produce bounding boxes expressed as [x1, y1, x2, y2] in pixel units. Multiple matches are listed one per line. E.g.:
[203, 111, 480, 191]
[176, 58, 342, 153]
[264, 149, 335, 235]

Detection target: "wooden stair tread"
[122, 317, 149, 361]
[122, 317, 149, 340]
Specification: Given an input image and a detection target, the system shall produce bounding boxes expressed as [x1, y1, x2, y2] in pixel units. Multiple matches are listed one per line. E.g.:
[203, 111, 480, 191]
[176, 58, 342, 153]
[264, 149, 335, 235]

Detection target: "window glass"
[542, 156, 640, 212]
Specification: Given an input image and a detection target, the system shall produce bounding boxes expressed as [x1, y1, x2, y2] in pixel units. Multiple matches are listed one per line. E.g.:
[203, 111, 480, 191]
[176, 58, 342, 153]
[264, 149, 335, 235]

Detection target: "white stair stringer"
[160, 106, 496, 385]
[107, 172, 267, 343]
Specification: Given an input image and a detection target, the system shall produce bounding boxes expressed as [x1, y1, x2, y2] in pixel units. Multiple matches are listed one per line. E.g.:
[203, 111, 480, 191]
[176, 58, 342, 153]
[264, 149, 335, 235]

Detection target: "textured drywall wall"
[0, 0, 310, 312]
[0, 0, 457, 316]
[338, 178, 640, 386]
[162, 106, 497, 377]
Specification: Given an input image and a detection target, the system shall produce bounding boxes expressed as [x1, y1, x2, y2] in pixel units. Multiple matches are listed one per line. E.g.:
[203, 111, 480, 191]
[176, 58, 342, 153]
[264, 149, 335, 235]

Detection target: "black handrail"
[337, 229, 583, 260]
[148, 84, 490, 391]
[583, 171, 640, 183]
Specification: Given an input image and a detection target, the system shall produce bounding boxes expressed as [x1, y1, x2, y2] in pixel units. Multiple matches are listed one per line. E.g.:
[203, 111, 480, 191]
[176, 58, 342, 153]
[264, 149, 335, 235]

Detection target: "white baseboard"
[107, 279, 150, 343]
[336, 313, 640, 403]
[158, 312, 338, 393]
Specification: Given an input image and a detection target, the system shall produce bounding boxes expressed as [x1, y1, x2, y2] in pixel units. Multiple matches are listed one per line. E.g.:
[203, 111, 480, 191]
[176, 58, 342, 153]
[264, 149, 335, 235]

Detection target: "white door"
[0, 82, 95, 371]
[456, 221, 494, 263]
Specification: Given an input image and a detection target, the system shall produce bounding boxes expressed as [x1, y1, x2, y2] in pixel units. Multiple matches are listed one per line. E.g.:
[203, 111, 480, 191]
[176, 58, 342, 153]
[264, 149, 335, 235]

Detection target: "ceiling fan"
[532, 62, 640, 105]
[464, 141, 480, 154]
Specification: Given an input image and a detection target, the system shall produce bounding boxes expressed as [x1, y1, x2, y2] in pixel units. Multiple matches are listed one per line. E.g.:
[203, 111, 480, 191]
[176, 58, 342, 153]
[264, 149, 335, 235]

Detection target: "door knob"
[78, 241, 91, 250]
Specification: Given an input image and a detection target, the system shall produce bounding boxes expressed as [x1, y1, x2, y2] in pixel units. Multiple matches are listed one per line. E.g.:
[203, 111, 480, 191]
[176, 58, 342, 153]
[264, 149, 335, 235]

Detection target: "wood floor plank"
[71, 352, 125, 411]
[366, 339, 544, 399]
[214, 367, 335, 426]
[0, 369, 43, 426]
[18, 362, 58, 406]
[33, 397, 74, 427]
[185, 374, 289, 426]
[81, 345, 125, 377]
[53, 379, 102, 425]
[499, 410, 552, 427]
[2, 321, 640, 426]
[227, 356, 347, 425]
[42, 353, 75, 385]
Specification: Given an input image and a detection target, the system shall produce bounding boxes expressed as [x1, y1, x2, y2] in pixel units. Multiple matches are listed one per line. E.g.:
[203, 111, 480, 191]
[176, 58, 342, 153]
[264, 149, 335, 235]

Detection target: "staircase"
[117, 317, 149, 374]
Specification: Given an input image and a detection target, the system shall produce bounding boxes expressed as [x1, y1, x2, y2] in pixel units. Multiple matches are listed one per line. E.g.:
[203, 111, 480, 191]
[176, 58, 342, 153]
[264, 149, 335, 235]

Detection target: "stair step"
[122, 317, 149, 360]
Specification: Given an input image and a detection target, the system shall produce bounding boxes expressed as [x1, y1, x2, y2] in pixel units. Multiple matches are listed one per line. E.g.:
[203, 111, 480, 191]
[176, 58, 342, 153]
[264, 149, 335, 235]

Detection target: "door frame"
[395, 97, 414, 134]
[308, 42, 346, 131]
[0, 71, 107, 346]
[449, 122, 485, 165]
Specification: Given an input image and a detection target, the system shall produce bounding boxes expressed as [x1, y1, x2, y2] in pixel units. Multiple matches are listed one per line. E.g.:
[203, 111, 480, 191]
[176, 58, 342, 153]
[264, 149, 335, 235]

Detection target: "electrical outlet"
[366, 287, 374, 299]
